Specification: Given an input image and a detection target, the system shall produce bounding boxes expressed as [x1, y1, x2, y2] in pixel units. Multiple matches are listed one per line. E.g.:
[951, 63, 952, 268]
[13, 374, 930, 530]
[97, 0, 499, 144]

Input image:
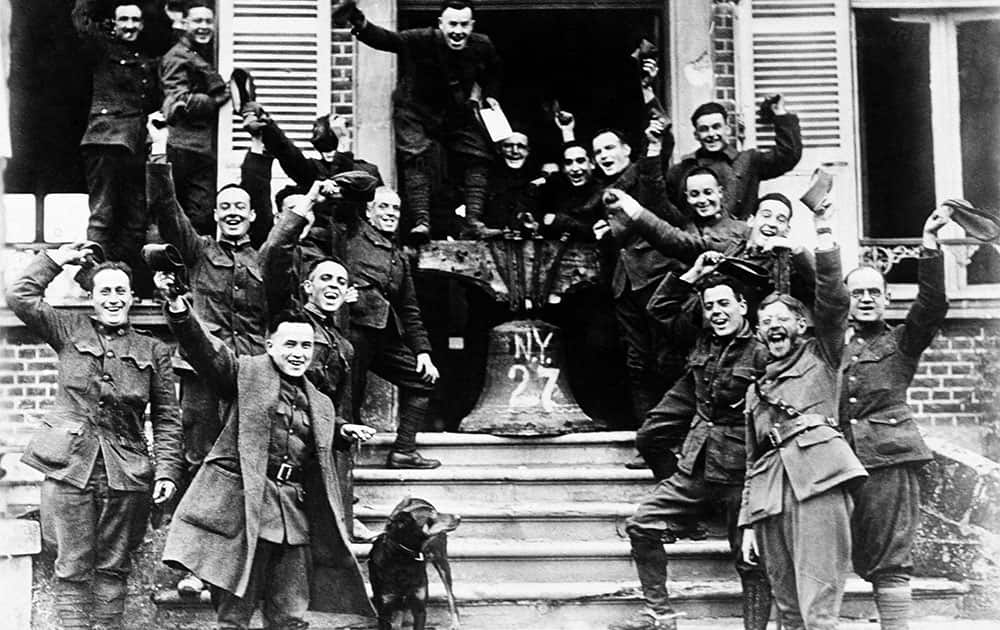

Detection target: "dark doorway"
[398, 7, 665, 163]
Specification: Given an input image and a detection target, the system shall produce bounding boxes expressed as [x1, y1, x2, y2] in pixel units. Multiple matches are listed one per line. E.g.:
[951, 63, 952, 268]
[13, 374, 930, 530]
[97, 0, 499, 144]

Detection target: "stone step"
[151, 577, 971, 630]
[356, 500, 637, 541]
[350, 538, 735, 583]
[354, 465, 655, 505]
[355, 431, 639, 467]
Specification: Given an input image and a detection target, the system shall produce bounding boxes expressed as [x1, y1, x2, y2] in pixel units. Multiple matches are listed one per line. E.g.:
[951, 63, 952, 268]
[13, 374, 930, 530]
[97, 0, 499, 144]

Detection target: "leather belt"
[266, 461, 303, 484]
[760, 414, 837, 454]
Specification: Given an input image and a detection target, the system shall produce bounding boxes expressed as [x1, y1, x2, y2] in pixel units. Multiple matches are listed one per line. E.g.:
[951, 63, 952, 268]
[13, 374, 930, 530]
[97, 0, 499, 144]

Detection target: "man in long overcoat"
[158, 286, 376, 629]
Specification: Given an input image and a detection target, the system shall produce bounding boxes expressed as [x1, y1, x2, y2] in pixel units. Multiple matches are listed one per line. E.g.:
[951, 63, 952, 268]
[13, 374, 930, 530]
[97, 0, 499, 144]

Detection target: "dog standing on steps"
[369, 497, 462, 630]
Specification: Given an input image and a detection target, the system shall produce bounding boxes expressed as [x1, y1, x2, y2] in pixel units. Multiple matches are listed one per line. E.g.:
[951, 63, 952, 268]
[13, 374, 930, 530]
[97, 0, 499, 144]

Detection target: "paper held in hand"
[479, 100, 513, 143]
[800, 167, 834, 213]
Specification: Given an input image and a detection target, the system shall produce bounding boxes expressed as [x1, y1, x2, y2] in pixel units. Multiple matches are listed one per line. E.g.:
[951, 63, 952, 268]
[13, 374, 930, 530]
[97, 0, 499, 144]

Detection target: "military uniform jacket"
[840, 250, 947, 469]
[5, 254, 184, 492]
[73, 0, 169, 153]
[666, 114, 802, 220]
[160, 34, 229, 155]
[147, 162, 267, 358]
[337, 222, 432, 354]
[161, 309, 374, 618]
[595, 156, 687, 298]
[354, 23, 501, 121]
[628, 206, 749, 267]
[739, 247, 867, 527]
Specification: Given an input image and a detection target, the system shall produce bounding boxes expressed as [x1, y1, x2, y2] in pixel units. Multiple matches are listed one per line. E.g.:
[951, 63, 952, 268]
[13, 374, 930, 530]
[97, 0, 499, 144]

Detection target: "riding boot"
[53, 578, 92, 630]
[741, 574, 773, 630]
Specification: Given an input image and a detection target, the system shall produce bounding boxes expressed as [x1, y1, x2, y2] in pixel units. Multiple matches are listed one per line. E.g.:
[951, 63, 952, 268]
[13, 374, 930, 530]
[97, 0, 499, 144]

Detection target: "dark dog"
[368, 497, 461, 630]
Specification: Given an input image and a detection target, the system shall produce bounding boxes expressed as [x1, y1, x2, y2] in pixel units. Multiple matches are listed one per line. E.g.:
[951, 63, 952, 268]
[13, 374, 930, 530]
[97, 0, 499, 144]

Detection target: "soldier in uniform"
[739, 201, 868, 630]
[157, 293, 376, 630]
[840, 208, 952, 630]
[339, 0, 502, 240]
[609, 252, 771, 630]
[666, 98, 802, 221]
[6, 246, 184, 629]
[160, 1, 229, 233]
[73, 0, 173, 294]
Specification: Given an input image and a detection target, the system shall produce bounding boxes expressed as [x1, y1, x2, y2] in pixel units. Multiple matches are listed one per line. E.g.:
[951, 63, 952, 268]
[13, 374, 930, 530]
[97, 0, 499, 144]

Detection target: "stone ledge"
[0, 518, 40, 555]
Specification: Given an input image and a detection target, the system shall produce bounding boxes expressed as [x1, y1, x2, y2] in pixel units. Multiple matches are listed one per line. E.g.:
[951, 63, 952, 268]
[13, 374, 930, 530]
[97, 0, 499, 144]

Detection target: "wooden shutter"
[217, 0, 331, 180]
[736, 0, 859, 262]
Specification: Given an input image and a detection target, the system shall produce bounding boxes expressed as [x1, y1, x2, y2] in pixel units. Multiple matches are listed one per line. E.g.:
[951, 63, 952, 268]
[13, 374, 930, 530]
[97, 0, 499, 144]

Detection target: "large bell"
[460, 319, 606, 436]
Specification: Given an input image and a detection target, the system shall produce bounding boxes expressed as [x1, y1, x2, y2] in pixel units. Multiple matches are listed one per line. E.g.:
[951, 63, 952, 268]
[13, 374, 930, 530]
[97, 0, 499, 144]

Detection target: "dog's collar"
[385, 537, 425, 561]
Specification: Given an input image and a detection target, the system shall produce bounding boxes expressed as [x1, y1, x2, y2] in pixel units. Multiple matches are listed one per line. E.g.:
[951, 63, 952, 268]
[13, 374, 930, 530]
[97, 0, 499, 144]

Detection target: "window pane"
[857, 13, 935, 243]
[958, 18, 1000, 285]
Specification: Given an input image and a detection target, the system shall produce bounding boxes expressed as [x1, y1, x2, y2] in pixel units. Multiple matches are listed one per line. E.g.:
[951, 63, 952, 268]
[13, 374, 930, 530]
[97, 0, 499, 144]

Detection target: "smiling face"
[750, 198, 792, 242]
[366, 188, 402, 234]
[499, 133, 530, 170]
[591, 132, 631, 177]
[184, 6, 215, 45]
[846, 267, 888, 324]
[266, 322, 314, 378]
[693, 112, 731, 153]
[304, 260, 350, 314]
[114, 5, 144, 43]
[757, 300, 807, 359]
[91, 268, 134, 327]
[701, 284, 747, 337]
[439, 6, 474, 50]
[684, 172, 723, 219]
[562, 145, 593, 187]
[214, 187, 255, 241]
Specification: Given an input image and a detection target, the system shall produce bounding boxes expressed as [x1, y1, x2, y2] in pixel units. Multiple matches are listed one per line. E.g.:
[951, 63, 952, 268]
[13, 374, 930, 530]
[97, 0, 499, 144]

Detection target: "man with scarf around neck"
[6, 246, 184, 629]
[666, 98, 802, 221]
[839, 207, 952, 630]
[739, 199, 867, 630]
[609, 253, 771, 630]
[73, 0, 173, 296]
[260, 179, 376, 536]
[156, 289, 376, 630]
[160, 1, 229, 234]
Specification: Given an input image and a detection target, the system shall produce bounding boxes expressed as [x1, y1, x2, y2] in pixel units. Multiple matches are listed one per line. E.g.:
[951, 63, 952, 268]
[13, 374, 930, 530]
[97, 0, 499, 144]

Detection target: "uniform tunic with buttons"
[839, 249, 946, 469]
[260, 379, 314, 545]
[5, 253, 185, 491]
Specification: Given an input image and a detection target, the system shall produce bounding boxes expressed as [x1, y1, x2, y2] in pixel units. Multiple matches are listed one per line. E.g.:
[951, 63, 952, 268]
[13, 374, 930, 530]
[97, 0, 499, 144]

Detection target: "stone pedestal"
[460, 320, 606, 436]
[0, 518, 41, 630]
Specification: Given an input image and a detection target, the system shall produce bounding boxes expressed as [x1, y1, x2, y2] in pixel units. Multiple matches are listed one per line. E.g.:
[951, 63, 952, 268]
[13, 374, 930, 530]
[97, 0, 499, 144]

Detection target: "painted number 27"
[508, 365, 560, 411]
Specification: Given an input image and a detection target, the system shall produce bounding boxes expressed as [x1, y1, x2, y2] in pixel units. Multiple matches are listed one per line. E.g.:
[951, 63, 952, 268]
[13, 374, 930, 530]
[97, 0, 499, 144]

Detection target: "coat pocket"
[26, 422, 83, 468]
[866, 416, 924, 455]
[179, 464, 245, 538]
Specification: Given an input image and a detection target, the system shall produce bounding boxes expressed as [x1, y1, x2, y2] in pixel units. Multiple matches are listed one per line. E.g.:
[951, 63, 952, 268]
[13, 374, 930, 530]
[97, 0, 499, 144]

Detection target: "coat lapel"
[236, 354, 279, 547]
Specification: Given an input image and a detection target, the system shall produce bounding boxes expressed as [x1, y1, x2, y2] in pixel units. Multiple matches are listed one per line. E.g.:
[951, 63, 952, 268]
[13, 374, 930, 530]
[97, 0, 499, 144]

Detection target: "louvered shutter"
[736, 0, 859, 260]
[217, 0, 331, 181]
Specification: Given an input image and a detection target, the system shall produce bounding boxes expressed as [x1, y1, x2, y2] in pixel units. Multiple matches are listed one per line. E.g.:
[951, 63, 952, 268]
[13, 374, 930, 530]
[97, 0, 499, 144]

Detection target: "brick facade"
[2, 318, 998, 450]
[332, 27, 355, 119]
[712, 0, 737, 110]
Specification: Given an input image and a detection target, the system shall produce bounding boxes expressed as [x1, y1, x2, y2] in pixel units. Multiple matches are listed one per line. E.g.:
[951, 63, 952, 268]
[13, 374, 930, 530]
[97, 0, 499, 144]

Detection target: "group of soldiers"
[5, 1, 960, 629]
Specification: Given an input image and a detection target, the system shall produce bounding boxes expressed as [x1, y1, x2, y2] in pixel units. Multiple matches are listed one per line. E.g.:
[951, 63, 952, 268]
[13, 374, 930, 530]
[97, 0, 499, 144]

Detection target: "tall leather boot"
[874, 574, 912, 630]
[92, 570, 127, 630]
[608, 538, 678, 630]
[741, 574, 773, 630]
[53, 578, 92, 630]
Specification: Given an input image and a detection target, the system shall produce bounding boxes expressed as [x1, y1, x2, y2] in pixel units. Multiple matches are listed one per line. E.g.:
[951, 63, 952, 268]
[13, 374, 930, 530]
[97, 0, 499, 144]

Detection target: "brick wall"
[712, 0, 737, 110]
[2, 316, 998, 450]
[331, 27, 356, 127]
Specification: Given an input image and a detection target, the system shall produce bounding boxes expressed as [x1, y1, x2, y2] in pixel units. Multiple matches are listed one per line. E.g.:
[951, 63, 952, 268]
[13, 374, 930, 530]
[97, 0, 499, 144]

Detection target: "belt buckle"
[276, 462, 294, 482]
[767, 427, 782, 449]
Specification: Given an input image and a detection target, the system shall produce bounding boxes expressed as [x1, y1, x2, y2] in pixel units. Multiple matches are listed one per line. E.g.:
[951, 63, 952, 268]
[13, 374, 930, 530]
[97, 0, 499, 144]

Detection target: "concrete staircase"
[1, 432, 974, 629]
[347, 431, 970, 629]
